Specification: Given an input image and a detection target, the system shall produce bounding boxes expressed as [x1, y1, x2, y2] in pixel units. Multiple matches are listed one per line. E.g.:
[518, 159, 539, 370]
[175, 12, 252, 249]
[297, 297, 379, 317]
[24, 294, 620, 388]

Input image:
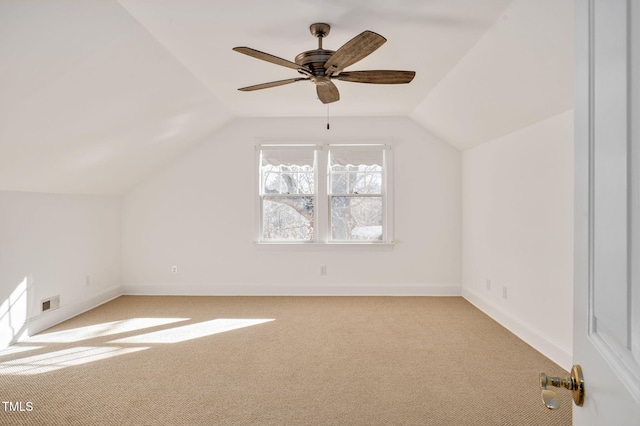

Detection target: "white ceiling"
[0, 0, 574, 194]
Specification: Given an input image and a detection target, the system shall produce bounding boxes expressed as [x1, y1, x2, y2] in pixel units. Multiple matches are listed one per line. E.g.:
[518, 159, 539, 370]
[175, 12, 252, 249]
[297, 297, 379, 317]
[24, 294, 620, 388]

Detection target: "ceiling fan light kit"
[233, 23, 416, 104]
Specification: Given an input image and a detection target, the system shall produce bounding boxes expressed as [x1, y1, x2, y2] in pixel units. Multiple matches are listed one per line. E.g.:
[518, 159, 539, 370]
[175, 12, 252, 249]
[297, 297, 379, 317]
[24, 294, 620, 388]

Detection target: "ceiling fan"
[232, 23, 416, 104]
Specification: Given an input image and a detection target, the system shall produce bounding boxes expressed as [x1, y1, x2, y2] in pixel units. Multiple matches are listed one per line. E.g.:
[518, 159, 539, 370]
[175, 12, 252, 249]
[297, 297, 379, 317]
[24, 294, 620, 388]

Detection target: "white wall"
[122, 116, 462, 296]
[461, 110, 574, 369]
[0, 111, 574, 369]
[411, 0, 574, 151]
[0, 191, 121, 348]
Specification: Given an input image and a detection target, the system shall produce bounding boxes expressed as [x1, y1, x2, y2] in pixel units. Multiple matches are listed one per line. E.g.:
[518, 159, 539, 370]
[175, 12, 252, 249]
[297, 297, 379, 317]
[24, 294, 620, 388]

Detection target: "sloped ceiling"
[0, 0, 573, 195]
[410, 0, 574, 150]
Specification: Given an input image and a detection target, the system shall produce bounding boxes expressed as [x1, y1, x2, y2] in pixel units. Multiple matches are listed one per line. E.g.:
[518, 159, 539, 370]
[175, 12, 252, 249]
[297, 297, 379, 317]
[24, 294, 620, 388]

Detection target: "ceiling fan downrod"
[310, 22, 330, 50]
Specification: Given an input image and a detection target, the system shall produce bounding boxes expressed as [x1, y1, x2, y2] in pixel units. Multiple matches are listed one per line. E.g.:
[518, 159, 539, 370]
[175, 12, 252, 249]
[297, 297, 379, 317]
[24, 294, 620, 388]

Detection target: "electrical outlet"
[171, 266, 178, 275]
[486, 279, 491, 291]
[320, 265, 327, 276]
[502, 286, 508, 299]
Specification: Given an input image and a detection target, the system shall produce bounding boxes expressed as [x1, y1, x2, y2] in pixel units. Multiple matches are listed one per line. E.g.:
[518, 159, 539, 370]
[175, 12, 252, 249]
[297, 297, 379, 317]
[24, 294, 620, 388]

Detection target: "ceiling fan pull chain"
[327, 105, 330, 130]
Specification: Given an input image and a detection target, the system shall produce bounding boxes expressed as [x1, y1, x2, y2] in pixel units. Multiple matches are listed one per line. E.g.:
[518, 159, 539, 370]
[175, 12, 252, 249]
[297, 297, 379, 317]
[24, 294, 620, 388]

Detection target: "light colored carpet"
[0, 296, 572, 425]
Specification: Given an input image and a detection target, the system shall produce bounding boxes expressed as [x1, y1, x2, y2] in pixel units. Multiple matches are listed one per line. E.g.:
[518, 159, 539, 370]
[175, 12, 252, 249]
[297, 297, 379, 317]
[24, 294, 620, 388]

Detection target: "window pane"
[262, 165, 314, 195]
[330, 167, 382, 195]
[329, 158, 382, 195]
[330, 172, 348, 194]
[262, 196, 314, 241]
[331, 196, 382, 241]
[349, 167, 382, 194]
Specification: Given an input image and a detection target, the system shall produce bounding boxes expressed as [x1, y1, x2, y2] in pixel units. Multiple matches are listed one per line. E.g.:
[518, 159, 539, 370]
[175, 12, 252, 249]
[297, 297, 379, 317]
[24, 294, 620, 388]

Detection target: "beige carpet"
[0, 296, 572, 425]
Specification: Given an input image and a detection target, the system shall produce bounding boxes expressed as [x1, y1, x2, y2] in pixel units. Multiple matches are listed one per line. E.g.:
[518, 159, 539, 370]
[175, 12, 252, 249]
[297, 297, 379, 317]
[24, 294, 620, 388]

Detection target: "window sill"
[253, 242, 395, 251]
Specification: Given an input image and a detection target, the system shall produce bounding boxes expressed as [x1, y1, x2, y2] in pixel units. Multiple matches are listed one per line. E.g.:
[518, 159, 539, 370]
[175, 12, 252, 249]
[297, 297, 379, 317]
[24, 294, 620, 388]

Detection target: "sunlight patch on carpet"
[28, 318, 189, 343]
[0, 346, 149, 375]
[109, 318, 275, 344]
[0, 345, 43, 357]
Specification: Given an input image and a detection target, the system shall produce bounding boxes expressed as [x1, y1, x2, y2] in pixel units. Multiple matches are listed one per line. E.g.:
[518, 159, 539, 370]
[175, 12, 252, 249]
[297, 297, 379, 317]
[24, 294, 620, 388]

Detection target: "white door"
[573, 0, 640, 424]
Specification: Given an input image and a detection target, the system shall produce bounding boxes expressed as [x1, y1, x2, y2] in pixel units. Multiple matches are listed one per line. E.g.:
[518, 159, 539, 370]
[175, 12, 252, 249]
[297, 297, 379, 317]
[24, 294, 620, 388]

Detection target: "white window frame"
[257, 144, 318, 242]
[327, 144, 389, 243]
[254, 143, 394, 247]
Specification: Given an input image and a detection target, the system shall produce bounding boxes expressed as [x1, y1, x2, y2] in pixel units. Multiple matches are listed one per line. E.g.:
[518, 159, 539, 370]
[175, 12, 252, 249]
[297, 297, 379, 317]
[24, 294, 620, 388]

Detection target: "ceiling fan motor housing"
[295, 49, 335, 78]
[294, 23, 335, 81]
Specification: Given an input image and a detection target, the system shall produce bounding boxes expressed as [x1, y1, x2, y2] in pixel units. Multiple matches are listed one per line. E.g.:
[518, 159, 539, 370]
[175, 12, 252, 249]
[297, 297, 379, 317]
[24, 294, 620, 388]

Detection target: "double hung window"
[259, 147, 316, 241]
[328, 147, 384, 241]
[257, 144, 391, 244]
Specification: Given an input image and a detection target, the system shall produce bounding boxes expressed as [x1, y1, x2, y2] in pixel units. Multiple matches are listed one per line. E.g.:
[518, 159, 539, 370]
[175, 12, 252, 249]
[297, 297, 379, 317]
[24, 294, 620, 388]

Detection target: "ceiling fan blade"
[233, 47, 311, 74]
[238, 78, 308, 91]
[316, 81, 340, 104]
[324, 31, 386, 74]
[334, 70, 416, 84]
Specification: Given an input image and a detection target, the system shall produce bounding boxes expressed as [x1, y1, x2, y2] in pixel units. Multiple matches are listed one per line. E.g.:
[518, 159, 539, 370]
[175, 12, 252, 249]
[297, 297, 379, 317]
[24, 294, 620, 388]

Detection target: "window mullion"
[316, 147, 329, 243]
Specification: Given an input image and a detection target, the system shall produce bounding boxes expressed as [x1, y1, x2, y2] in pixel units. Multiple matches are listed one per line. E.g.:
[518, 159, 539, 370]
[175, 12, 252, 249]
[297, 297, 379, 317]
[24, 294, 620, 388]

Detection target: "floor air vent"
[41, 295, 60, 312]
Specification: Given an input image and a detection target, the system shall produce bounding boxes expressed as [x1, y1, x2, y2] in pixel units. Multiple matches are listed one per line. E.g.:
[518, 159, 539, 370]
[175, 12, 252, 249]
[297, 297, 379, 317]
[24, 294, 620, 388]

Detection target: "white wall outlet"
[320, 265, 327, 276]
[486, 279, 491, 291]
[171, 265, 178, 274]
[502, 286, 508, 299]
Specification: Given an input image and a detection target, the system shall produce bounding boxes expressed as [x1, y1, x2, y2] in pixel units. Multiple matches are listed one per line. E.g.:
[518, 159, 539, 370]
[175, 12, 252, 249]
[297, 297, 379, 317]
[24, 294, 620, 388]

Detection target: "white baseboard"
[122, 283, 462, 297]
[22, 285, 123, 339]
[462, 286, 572, 370]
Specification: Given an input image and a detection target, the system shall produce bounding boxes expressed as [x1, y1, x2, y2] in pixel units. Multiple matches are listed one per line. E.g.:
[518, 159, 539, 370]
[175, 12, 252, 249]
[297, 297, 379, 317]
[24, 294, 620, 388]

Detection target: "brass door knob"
[539, 364, 585, 409]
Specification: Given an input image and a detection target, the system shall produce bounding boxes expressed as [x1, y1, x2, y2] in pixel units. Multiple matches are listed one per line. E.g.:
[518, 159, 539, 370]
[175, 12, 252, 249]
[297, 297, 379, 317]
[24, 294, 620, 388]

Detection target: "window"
[329, 147, 384, 241]
[259, 147, 316, 241]
[257, 144, 392, 244]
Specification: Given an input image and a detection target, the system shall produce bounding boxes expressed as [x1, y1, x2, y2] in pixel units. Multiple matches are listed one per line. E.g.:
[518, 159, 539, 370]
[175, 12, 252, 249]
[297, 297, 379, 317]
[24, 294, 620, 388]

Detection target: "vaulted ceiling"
[0, 0, 574, 194]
